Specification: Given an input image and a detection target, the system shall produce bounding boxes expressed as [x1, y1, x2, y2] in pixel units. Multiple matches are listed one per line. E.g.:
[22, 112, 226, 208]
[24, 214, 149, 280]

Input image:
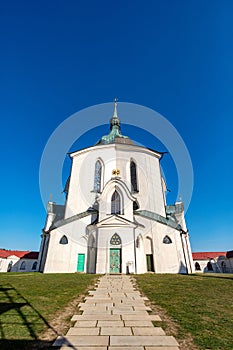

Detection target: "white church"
[38, 102, 194, 274]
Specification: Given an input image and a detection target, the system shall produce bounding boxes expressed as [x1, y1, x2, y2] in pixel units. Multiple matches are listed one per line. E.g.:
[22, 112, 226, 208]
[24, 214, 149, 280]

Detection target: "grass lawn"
[136, 273, 233, 350]
[0, 273, 97, 349]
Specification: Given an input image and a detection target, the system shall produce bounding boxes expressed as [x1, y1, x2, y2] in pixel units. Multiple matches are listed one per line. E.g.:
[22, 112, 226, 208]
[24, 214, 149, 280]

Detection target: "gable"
[96, 215, 138, 228]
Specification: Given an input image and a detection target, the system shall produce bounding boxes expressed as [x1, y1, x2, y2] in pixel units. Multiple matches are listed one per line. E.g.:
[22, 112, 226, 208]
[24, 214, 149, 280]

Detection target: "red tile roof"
[192, 252, 226, 260]
[0, 249, 39, 259]
[226, 250, 233, 259]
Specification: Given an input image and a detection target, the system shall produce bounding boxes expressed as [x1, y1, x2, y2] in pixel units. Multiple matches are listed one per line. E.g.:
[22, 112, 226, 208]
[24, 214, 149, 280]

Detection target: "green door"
[110, 248, 121, 273]
[77, 253, 85, 272]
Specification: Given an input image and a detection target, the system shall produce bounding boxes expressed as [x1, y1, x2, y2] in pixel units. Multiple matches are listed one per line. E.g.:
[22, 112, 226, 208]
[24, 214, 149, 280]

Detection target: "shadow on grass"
[0, 339, 54, 350]
[0, 284, 59, 348]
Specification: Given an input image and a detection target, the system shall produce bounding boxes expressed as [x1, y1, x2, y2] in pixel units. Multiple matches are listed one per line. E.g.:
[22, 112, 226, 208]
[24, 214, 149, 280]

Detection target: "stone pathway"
[53, 275, 180, 350]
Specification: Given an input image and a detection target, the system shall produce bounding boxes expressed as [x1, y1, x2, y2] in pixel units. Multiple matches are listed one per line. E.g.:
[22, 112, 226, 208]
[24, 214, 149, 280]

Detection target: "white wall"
[65, 144, 165, 219]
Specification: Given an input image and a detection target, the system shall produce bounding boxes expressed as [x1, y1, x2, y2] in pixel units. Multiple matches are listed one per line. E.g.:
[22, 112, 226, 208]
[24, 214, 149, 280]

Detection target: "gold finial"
[49, 194, 53, 201]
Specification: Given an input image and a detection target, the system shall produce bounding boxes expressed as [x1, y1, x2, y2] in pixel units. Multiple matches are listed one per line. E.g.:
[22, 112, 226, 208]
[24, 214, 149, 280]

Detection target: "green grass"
[0, 273, 96, 348]
[136, 273, 233, 350]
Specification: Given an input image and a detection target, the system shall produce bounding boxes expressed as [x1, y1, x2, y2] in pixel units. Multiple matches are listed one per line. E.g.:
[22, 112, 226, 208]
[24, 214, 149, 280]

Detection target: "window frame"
[20, 261, 26, 270]
[111, 190, 121, 214]
[59, 235, 68, 245]
[94, 160, 102, 193]
[130, 160, 138, 193]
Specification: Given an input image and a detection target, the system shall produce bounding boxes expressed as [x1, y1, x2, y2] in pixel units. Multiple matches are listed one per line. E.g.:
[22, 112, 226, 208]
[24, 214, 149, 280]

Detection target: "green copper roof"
[96, 101, 133, 145]
[134, 210, 182, 231]
[49, 210, 96, 231]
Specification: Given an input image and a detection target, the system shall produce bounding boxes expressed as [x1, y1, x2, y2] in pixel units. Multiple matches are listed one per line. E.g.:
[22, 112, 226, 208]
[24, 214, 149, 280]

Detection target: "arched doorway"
[87, 234, 96, 274]
[145, 237, 155, 272]
[109, 233, 121, 273]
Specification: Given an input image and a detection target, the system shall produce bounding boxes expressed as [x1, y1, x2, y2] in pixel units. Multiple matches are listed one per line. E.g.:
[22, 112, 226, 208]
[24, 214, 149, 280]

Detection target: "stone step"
[71, 314, 121, 321]
[66, 327, 100, 336]
[100, 327, 132, 335]
[52, 275, 179, 349]
[53, 335, 109, 347]
[110, 335, 179, 347]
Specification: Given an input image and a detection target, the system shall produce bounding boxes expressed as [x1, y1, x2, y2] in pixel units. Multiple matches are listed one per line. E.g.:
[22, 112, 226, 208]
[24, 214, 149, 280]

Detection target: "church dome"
[96, 100, 134, 145]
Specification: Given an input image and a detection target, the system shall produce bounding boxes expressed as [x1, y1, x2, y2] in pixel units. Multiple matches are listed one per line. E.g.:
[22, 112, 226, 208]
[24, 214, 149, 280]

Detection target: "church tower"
[38, 102, 194, 274]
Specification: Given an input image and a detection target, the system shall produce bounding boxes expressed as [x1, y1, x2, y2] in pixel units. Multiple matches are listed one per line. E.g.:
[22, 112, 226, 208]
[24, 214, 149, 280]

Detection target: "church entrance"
[145, 237, 155, 272]
[77, 253, 85, 272]
[109, 248, 121, 273]
[146, 254, 154, 272]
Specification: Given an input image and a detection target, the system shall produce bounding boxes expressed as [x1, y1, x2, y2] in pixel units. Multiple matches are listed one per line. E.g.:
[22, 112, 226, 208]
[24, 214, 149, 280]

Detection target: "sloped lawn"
[136, 273, 233, 350]
[0, 273, 97, 349]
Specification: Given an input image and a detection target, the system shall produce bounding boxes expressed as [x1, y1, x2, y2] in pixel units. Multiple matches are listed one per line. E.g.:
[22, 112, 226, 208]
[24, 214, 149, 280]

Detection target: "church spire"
[110, 98, 121, 131]
[113, 97, 118, 117]
[95, 98, 133, 145]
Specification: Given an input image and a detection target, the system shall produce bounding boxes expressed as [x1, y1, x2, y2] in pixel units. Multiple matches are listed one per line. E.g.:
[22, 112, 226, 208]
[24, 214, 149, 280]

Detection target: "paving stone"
[66, 327, 100, 335]
[53, 275, 180, 349]
[121, 300, 146, 305]
[71, 314, 121, 321]
[110, 335, 179, 346]
[82, 310, 111, 315]
[109, 293, 126, 297]
[124, 320, 155, 327]
[148, 314, 162, 321]
[89, 297, 111, 300]
[79, 305, 107, 310]
[122, 314, 160, 320]
[108, 347, 143, 350]
[97, 320, 124, 327]
[53, 335, 109, 347]
[109, 306, 133, 311]
[125, 292, 141, 296]
[114, 310, 148, 315]
[132, 327, 166, 335]
[73, 320, 97, 327]
[85, 298, 111, 302]
[134, 306, 152, 311]
[100, 327, 132, 335]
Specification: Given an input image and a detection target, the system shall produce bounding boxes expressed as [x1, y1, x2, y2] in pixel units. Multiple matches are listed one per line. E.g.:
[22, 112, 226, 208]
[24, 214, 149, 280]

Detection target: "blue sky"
[0, 0, 232, 252]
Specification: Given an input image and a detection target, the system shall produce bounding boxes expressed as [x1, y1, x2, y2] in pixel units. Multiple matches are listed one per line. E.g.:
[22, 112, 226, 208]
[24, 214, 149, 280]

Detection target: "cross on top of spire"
[110, 97, 120, 130]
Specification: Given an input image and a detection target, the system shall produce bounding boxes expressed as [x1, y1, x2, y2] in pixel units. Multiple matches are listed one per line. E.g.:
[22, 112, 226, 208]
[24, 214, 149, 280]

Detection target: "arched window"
[110, 233, 121, 245]
[163, 235, 172, 244]
[94, 160, 102, 193]
[59, 235, 68, 245]
[20, 261, 26, 270]
[32, 261, 37, 270]
[7, 261, 13, 272]
[207, 261, 213, 271]
[111, 190, 121, 214]
[130, 161, 138, 192]
[195, 262, 201, 271]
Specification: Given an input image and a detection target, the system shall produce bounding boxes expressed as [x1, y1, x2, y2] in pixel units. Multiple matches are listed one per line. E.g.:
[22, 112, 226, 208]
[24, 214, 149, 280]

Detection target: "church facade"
[38, 103, 194, 274]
